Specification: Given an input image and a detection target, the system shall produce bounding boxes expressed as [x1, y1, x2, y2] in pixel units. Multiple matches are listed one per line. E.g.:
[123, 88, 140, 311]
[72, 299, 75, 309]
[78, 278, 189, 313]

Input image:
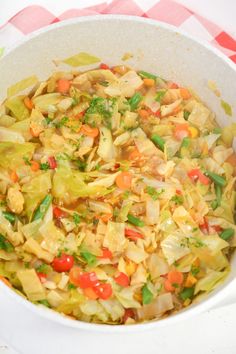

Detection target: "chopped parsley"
[183, 110, 191, 120]
[0, 234, 14, 253]
[155, 90, 166, 103]
[85, 97, 115, 129]
[73, 213, 81, 225]
[36, 263, 51, 274]
[171, 195, 184, 205]
[55, 116, 69, 128]
[146, 186, 164, 200]
[40, 162, 50, 170]
[191, 265, 200, 276]
[76, 159, 87, 171]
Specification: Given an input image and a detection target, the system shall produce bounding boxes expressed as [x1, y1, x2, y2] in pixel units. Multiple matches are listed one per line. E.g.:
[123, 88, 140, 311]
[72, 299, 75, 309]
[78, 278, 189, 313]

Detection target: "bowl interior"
[0, 15, 235, 330]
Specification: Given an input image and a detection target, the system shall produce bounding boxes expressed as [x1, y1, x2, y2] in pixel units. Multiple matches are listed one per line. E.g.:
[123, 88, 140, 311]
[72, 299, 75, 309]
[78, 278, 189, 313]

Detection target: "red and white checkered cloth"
[0, 0, 235, 63]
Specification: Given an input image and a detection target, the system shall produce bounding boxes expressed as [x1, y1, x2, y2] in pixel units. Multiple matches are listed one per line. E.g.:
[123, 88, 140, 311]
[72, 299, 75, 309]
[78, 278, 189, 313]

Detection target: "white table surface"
[0, 1, 236, 353]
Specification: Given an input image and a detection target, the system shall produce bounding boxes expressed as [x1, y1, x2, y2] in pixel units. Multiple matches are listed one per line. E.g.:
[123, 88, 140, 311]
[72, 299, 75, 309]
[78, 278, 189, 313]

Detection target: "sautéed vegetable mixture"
[0, 63, 235, 324]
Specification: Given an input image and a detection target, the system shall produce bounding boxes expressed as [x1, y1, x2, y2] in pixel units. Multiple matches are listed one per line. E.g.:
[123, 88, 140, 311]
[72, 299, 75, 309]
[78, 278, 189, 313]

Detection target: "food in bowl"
[0, 62, 235, 325]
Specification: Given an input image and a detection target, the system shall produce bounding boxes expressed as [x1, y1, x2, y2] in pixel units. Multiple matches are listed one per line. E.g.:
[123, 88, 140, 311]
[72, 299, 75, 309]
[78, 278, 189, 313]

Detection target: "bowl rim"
[0, 14, 235, 333]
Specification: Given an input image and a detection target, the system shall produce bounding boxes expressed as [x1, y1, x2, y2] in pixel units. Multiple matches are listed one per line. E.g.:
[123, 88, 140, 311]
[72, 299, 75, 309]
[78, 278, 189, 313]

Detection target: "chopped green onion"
[0, 234, 14, 253]
[205, 171, 226, 187]
[219, 228, 234, 241]
[127, 214, 145, 227]
[142, 284, 153, 305]
[81, 251, 97, 266]
[151, 134, 165, 151]
[180, 287, 194, 301]
[2, 211, 16, 224]
[155, 90, 166, 103]
[32, 195, 52, 221]
[183, 110, 191, 120]
[129, 92, 143, 111]
[138, 70, 157, 80]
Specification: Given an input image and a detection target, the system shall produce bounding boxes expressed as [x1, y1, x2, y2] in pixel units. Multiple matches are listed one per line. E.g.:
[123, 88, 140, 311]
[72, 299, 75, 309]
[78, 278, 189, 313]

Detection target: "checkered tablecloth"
[0, 0, 235, 63]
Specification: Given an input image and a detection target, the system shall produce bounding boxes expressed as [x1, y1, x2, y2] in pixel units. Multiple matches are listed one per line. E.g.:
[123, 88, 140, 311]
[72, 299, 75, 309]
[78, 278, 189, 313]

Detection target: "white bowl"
[0, 15, 235, 333]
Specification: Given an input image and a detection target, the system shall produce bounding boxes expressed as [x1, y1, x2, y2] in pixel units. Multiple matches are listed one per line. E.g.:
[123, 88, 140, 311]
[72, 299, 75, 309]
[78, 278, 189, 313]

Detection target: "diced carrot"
[125, 228, 144, 241]
[180, 88, 191, 100]
[83, 287, 99, 300]
[143, 78, 155, 87]
[128, 148, 142, 161]
[80, 124, 99, 138]
[96, 213, 113, 223]
[138, 109, 150, 119]
[75, 111, 85, 119]
[10, 170, 18, 183]
[167, 270, 184, 285]
[176, 189, 182, 195]
[98, 248, 113, 260]
[57, 79, 71, 94]
[30, 160, 40, 171]
[188, 169, 210, 185]
[115, 171, 132, 190]
[0, 275, 12, 288]
[53, 206, 68, 219]
[100, 63, 110, 70]
[164, 279, 175, 292]
[167, 82, 179, 89]
[173, 123, 190, 140]
[24, 97, 34, 110]
[30, 127, 40, 137]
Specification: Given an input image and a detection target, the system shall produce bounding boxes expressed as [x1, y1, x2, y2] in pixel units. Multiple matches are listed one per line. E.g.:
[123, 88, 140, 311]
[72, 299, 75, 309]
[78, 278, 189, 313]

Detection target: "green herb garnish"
[146, 186, 164, 200]
[155, 90, 166, 103]
[73, 213, 81, 225]
[0, 234, 14, 253]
